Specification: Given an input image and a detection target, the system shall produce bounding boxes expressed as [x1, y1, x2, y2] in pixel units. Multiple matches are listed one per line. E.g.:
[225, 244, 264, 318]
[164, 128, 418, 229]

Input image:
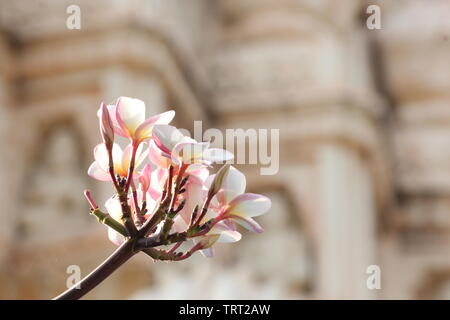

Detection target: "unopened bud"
[84, 189, 98, 210]
[98, 102, 114, 150]
[207, 164, 230, 200]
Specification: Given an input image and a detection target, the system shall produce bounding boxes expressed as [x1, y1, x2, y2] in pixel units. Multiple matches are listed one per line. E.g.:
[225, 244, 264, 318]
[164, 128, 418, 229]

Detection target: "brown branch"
[53, 240, 137, 300]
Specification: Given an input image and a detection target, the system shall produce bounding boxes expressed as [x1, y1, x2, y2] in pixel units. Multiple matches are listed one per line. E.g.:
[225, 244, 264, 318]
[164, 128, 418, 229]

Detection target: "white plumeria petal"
[227, 193, 272, 218]
[173, 141, 210, 164]
[227, 215, 264, 233]
[152, 124, 185, 154]
[108, 228, 126, 246]
[106, 104, 128, 137]
[93, 143, 123, 176]
[134, 143, 149, 169]
[87, 161, 111, 181]
[217, 166, 246, 204]
[116, 97, 146, 136]
[120, 143, 148, 176]
[217, 230, 242, 243]
[208, 221, 242, 243]
[121, 144, 133, 173]
[143, 196, 157, 219]
[148, 140, 171, 169]
[93, 143, 118, 172]
[134, 110, 175, 140]
[105, 196, 123, 221]
[178, 178, 206, 225]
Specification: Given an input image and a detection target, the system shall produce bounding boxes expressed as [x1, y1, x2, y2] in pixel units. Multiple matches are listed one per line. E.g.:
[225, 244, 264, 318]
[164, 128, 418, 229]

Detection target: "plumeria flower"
[88, 142, 148, 182]
[183, 166, 270, 257]
[104, 97, 175, 144]
[151, 124, 233, 168]
[206, 166, 271, 233]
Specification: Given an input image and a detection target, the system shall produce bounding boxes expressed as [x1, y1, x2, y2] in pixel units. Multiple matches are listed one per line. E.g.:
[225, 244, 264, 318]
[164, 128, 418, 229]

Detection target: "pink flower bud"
[98, 102, 114, 150]
[84, 190, 98, 209]
[207, 164, 230, 200]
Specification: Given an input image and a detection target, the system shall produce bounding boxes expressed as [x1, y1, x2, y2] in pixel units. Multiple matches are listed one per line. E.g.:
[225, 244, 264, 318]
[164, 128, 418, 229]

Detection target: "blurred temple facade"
[0, 0, 450, 299]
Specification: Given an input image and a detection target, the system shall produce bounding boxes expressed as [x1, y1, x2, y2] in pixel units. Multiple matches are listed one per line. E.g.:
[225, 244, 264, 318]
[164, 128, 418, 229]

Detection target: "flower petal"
[115, 97, 146, 137]
[148, 140, 172, 168]
[178, 179, 206, 225]
[135, 143, 149, 169]
[139, 164, 152, 193]
[134, 110, 175, 141]
[175, 141, 210, 164]
[105, 196, 123, 221]
[227, 215, 264, 233]
[217, 230, 242, 243]
[105, 104, 128, 137]
[121, 143, 148, 175]
[215, 166, 246, 205]
[227, 193, 271, 218]
[87, 161, 111, 181]
[152, 124, 185, 155]
[108, 228, 126, 246]
[209, 221, 242, 242]
[93, 143, 123, 172]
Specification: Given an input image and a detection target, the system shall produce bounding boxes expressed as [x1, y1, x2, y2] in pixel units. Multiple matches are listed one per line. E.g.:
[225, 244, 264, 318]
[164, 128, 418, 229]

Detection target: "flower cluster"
[85, 97, 271, 260]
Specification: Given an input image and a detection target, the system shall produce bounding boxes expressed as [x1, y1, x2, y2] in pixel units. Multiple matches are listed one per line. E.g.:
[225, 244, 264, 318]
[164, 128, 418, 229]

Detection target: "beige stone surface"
[0, 0, 448, 299]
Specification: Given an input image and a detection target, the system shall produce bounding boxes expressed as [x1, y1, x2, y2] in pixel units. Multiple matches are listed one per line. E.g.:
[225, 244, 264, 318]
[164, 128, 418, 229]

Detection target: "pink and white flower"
[105, 97, 175, 144]
[88, 142, 148, 182]
[151, 124, 233, 168]
[207, 166, 271, 233]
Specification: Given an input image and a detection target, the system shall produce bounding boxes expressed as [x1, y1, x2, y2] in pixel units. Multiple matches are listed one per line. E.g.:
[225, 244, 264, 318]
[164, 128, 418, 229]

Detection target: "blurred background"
[0, 0, 449, 299]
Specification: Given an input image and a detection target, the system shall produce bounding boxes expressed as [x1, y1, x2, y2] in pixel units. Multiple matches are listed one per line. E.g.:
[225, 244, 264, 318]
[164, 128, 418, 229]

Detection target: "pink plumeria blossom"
[105, 97, 175, 144]
[88, 142, 148, 182]
[152, 124, 233, 168]
[207, 166, 271, 233]
[84, 96, 271, 262]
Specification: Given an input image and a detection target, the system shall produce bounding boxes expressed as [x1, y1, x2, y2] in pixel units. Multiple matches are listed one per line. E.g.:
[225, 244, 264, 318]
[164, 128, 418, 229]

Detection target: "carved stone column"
[374, 0, 450, 299]
[212, 0, 388, 298]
